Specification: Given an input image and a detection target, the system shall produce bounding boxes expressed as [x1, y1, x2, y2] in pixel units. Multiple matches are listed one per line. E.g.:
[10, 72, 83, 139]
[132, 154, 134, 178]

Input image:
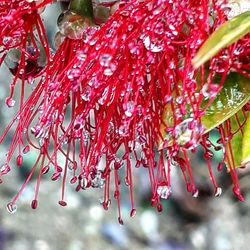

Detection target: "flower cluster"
[0, 0, 249, 222]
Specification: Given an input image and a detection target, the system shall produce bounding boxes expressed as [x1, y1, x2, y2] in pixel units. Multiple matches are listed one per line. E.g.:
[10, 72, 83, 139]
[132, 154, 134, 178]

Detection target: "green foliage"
[192, 11, 250, 68]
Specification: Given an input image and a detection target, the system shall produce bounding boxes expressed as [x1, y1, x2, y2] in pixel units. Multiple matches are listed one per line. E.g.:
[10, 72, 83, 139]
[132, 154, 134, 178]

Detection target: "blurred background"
[0, 2, 250, 250]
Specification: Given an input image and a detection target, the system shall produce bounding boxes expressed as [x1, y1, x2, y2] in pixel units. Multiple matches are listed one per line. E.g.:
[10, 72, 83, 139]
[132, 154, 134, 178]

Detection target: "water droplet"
[68, 161, 77, 170]
[27, 76, 35, 85]
[42, 166, 50, 175]
[192, 189, 199, 198]
[204, 150, 214, 160]
[130, 208, 136, 217]
[5, 97, 15, 108]
[174, 119, 204, 149]
[124, 176, 130, 186]
[233, 46, 243, 55]
[91, 171, 105, 188]
[102, 199, 111, 210]
[103, 68, 113, 76]
[70, 176, 77, 184]
[51, 172, 61, 181]
[67, 68, 81, 81]
[2, 36, 12, 45]
[39, 138, 45, 147]
[6, 202, 17, 214]
[0, 164, 10, 175]
[31, 125, 44, 138]
[118, 124, 129, 136]
[80, 176, 89, 189]
[201, 83, 220, 99]
[76, 51, 87, 62]
[118, 217, 124, 225]
[157, 184, 171, 199]
[81, 87, 92, 101]
[23, 145, 30, 154]
[73, 116, 84, 130]
[215, 187, 222, 197]
[124, 101, 135, 117]
[100, 54, 112, 67]
[143, 36, 163, 52]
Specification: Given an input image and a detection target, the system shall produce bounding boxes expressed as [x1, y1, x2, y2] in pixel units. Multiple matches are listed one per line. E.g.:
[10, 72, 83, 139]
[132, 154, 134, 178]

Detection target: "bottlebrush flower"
[0, 0, 53, 105]
[0, 0, 249, 223]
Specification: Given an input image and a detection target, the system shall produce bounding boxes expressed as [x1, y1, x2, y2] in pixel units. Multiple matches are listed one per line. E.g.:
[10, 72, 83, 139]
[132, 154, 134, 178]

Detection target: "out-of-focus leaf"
[242, 113, 250, 166]
[192, 11, 250, 68]
[69, 0, 94, 19]
[224, 110, 245, 168]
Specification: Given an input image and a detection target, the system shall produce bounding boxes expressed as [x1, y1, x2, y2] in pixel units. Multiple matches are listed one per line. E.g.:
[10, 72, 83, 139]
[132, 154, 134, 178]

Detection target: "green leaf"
[224, 110, 245, 168]
[202, 73, 250, 169]
[159, 73, 250, 150]
[242, 113, 250, 166]
[69, 0, 94, 19]
[201, 73, 250, 133]
[192, 11, 250, 69]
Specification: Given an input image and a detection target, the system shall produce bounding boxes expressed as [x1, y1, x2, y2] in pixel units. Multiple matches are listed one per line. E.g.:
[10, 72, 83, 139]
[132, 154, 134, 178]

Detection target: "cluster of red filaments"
[0, 0, 249, 223]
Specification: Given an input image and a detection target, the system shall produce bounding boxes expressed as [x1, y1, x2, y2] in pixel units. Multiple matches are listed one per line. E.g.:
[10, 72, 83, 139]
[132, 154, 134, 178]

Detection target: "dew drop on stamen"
[27, 76, 35, 85]
[214, 187, 222, 197]
[80, 176, 89, 189]
[124, 101, 135, 117]
[118, 217, 124, 225]
[6, 202, 17, 214]
[68, 161, 77, 170]
[42, 165, 50, 175]
[5, 97, 15, 108]
[130, 208, 137, 217]
[103, 199, 111, 210]
[99, 54, 112, 67]
[103, 68, 113, 76]
[143, 36, 163, 52]
[157, 184, 171, 199]
[23, 145, 30, 154]
[70, 176, 77, 184]
[51, 172, 61, 181]
[76, 51, 87, 62]
[0, 164, 11, 175]
[39, 138, 45, 147]
[192, 189, 199, 198]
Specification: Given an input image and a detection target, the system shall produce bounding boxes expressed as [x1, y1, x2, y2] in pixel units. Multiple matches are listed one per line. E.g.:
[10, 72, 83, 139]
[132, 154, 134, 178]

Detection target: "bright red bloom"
[0, 0, 249, 222]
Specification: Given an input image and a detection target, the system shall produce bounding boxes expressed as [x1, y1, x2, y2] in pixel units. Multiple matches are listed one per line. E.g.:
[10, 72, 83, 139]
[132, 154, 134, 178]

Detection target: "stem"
[69, 0, 94, 20]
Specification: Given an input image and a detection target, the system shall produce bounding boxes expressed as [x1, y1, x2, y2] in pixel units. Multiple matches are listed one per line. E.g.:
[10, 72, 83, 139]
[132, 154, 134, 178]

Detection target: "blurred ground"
[0, 2, 250, 250]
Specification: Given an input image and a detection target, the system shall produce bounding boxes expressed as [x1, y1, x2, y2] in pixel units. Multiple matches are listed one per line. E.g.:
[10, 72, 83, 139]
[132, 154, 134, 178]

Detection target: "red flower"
[0, 0, 249, 222]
